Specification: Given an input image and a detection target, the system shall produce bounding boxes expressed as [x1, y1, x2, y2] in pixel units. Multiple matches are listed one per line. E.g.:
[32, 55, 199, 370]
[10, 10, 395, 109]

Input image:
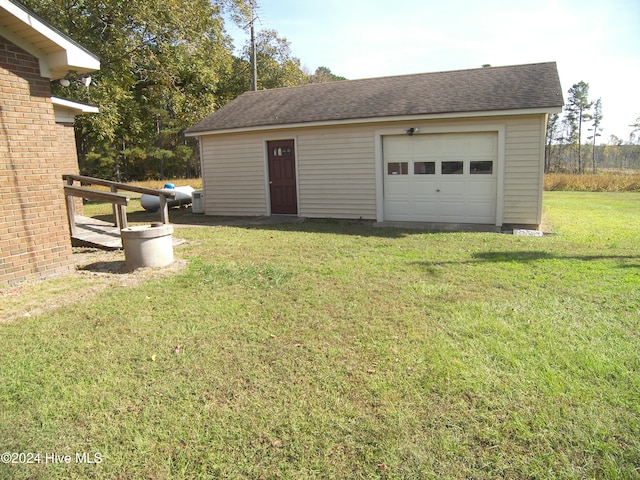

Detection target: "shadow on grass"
[474, 251, 555, 262]
[87, 200, 507, 238]
[91, 210, 443, 238]
[413, 251, 639, 271]
[77, 260, 128, 274]
[240, 218, 507, 238]
[473, 251, 639, 264]
[241, 219, 409, 238]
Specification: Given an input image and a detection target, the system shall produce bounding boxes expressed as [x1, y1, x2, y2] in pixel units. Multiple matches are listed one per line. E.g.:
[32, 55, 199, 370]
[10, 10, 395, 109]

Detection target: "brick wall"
[1, 36, 80, 286]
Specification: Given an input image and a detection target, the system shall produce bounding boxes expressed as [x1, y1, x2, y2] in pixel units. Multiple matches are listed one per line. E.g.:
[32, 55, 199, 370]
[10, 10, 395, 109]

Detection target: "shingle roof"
[187, 62, 563, 134]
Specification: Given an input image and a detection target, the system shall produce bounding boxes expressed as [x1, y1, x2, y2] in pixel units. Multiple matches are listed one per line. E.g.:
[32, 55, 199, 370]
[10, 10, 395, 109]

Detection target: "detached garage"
[186, 62, 563, 229]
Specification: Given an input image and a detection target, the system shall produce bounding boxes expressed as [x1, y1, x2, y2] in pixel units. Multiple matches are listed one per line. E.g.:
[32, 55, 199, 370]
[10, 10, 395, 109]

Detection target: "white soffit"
[0, 0, 100, 79]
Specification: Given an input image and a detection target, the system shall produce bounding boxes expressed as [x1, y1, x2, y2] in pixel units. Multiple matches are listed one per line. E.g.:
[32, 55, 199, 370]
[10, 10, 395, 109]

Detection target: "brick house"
[1, 0, 99, 286]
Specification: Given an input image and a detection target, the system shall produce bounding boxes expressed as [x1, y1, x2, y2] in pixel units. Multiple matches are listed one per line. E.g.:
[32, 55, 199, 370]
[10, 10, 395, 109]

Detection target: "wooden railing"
[62, 174, 176, 237]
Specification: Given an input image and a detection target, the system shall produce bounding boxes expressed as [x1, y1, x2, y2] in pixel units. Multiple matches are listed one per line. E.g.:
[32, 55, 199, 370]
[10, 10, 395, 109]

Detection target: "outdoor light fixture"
[404, 127, 419, 136]
[59, 71, 92, 87]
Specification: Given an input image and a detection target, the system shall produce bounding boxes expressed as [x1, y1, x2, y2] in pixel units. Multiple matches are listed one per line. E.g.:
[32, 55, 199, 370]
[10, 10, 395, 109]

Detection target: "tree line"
[21, 0, 345, 181]
[545, 81, 640, 173]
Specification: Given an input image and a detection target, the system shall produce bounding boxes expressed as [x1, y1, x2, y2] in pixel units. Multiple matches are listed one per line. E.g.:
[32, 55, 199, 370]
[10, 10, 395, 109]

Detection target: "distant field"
[544, 172, 640, 191]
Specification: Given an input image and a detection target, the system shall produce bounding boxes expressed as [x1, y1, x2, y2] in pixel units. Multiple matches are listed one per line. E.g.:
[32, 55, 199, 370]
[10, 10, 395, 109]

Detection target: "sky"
[226, 0, 640, 144]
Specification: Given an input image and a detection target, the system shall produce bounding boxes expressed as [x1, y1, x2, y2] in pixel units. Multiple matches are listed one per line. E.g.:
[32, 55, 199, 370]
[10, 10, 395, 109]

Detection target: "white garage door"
[383, 132, 498, 224]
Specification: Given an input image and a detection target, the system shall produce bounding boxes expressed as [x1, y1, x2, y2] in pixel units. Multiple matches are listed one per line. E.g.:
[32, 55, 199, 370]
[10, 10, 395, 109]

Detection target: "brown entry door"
[268, 140, 298, 214]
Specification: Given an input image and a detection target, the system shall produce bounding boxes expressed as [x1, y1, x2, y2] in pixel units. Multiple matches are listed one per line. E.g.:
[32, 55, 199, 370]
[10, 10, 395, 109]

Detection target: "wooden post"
[116, 204, 128, 231]
[111, 185, 120, 228]
[65, 191, 78, 238]
[159, 194, 169, 224]
[64, 176, 77, 238]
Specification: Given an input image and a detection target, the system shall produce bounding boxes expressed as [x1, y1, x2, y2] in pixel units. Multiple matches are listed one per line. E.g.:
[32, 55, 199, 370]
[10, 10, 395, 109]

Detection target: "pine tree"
[565, 81, 593, 174]
[586, 99, 603, 173]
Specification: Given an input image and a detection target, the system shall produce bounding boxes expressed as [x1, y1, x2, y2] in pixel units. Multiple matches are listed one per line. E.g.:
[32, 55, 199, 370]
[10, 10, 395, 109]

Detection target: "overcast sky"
[227, 0, 640, 143]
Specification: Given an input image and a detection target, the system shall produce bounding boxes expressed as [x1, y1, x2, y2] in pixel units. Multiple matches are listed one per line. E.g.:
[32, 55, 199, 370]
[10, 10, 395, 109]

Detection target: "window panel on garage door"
[383, 132, 498, 224]
[414, 162, 435, 174]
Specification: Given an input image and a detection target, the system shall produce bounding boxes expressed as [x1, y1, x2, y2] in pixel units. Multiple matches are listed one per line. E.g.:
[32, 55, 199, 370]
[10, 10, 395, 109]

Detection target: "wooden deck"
[71, 216, 184, 250]
[71, 215, 123, 249]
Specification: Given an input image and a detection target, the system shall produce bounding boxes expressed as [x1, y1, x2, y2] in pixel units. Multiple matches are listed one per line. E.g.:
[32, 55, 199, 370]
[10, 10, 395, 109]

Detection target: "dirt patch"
[73, 247, 187, 278]
[1, 247, 188, 323]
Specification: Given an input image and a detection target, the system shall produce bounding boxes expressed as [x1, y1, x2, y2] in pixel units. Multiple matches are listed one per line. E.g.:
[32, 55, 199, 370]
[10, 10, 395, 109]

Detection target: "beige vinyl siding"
[502, 116, 544, 225]
[297, 126, 376, 219]
[197, 113, 548, 226]
[200, 134, 267, 216]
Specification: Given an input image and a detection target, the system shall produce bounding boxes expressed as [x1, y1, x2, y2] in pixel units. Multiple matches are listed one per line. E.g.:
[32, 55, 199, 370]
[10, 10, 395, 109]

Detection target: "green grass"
[1, 192, 639, 479]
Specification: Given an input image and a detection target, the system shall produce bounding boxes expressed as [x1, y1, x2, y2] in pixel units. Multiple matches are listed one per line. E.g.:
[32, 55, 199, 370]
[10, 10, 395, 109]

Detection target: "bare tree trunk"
[577, 110, 583, 174]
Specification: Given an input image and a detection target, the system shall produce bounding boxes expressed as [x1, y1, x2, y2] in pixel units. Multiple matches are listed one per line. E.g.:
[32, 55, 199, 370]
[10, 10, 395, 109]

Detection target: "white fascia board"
[0, 0, 100, 78]
[185, 107, 563, 137]
[46, 48, 100, 78]
[51, 96, 99, 114]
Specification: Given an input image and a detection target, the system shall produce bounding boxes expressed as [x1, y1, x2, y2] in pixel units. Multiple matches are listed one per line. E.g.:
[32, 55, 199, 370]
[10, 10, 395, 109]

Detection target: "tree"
[545, 113, 562, 172]
[565, 81, 593, 174]
[586, 98, 603, 173]
[251, 29, 308, 89]
[604, 136, 623, 169]
[26, 0, 238, 179]
[21, 0, 248, 180]
[308, 67, 347, 83]
[222, 27, 308, 95]
[630, 115, 640, 145]
[21, 0, 344, 180]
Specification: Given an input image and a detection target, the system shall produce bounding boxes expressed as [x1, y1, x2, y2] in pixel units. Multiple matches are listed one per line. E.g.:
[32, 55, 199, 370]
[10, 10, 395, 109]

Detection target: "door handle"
[269, 181, 273, 185]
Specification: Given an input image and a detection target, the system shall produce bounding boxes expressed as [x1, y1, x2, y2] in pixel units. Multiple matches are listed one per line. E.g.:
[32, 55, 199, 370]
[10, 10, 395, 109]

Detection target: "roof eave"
[185, 106, 563, 137]
[0, 0, 100, 79]
[51, 96, 99, 114]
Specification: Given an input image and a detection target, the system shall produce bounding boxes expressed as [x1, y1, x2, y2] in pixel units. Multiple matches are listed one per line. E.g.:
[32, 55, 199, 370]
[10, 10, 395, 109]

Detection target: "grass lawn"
[1, 192, 639, 479]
